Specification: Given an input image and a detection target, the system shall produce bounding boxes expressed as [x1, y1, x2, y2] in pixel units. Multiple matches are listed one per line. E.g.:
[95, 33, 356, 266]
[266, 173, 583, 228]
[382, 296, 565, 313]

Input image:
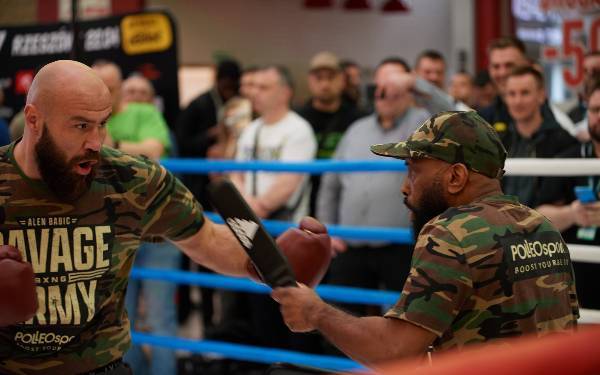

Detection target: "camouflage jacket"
[385, 194, 579, 350]
[0, 143, 204, 374]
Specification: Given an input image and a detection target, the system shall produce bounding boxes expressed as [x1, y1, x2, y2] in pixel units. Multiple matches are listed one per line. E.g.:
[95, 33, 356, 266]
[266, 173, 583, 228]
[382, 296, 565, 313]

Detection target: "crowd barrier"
[130, 158, 600, 373]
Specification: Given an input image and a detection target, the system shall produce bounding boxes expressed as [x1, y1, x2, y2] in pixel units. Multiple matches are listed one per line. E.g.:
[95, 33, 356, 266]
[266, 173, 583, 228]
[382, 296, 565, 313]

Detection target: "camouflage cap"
[370, 111, 507, 179]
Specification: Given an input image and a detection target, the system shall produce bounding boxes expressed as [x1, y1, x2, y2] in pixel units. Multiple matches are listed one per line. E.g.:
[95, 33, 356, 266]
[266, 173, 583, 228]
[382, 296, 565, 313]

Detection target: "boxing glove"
[247, 217, 331, 288]
[0, 245, 38, 326]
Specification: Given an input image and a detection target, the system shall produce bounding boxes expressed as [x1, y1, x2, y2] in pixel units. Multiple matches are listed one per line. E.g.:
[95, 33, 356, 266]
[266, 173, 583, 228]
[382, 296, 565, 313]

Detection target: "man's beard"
[34, 126, 99, 203]
[315, 93, 337, 105]
[404, 177, 449, 238]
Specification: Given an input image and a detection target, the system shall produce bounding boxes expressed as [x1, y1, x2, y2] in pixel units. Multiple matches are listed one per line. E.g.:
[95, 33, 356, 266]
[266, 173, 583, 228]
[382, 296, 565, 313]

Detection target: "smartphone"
[574, 186, 598, 204]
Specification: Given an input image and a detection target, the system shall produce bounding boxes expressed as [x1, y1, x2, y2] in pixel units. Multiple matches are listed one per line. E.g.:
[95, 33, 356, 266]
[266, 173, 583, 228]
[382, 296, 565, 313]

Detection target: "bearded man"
[273, 111, 579, 366]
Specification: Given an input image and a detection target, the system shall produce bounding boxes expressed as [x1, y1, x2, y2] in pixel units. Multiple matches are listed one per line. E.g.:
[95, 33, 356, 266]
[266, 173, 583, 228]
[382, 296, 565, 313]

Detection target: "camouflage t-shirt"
[385, 194, 579, 350]
[0, 143, 204, 374]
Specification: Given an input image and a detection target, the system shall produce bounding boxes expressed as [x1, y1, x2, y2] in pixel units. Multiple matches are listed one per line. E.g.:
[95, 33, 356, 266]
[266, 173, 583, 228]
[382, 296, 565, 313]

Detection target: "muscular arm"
[173, 218, 249, 277]
[273, 285, 436, 366]
[314, 305, 435, 365]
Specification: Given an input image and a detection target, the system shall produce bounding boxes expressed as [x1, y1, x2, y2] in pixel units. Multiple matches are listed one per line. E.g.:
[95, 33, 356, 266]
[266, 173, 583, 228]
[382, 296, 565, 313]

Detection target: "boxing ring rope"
[131, 331, 364, 372]
[160, 158, 600, 176]
[129, 158, 600, 372]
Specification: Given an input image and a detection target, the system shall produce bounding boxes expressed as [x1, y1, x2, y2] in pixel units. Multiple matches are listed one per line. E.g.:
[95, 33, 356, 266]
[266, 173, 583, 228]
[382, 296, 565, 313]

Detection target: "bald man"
[0, 60, 326, 374]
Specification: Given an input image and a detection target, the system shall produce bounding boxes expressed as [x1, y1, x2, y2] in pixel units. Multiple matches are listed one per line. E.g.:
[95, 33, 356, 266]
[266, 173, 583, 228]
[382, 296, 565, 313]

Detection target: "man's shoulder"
[188, 91, 214, 106]
[99, 147, 161, 179]
[344, 113, 376, 134]
[428, 197, 525, 238]
[279, 111, 315, 135]
[286, 110, 312, 126]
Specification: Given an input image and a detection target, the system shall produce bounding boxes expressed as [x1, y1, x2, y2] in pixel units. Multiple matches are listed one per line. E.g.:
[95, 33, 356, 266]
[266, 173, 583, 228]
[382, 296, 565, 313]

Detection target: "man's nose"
[401, 178, 410, 197]
[85, 127, 104, 151]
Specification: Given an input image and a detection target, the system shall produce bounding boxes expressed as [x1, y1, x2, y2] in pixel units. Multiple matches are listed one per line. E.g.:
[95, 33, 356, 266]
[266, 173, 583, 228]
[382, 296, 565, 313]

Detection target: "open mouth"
[75, 160, 97, 175]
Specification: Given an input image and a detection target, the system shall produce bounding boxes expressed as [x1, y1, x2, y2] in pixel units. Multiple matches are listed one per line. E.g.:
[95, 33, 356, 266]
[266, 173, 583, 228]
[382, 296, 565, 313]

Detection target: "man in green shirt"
[92, 61, 170, 160]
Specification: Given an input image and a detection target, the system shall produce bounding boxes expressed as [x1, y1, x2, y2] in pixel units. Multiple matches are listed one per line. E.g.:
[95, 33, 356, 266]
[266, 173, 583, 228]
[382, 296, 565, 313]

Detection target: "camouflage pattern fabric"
[370, 111, 507, 179]
[0, 143, 204, 374]
[384, 194, 579, 350]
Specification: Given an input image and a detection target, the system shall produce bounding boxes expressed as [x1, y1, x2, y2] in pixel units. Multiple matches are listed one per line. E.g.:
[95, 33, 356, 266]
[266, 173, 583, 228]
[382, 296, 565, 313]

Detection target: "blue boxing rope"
[131, 332, 365, 372]
[130, 268, 401, 305]
[160, 158, 406, 174]
[204, 212, 414, 243]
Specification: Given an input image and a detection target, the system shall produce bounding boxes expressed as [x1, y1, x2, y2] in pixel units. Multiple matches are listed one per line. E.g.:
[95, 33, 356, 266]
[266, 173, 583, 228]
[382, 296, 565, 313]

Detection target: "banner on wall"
[513, 0, 600, 101]
[0, 10, 180, 127]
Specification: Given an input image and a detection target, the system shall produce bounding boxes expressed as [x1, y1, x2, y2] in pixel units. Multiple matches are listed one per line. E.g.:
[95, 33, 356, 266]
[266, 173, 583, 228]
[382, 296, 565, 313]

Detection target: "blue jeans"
[125, 241, 181, 375]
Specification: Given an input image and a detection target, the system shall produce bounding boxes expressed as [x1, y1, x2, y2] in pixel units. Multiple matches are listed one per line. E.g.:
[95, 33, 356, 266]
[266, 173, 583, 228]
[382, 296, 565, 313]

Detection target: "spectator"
[537, 75, 600, 311]
[374, 56, 467, 113]
[414, 49, 446, 89]
[449, 71, 474, 108]
[121, 74, 155, 106]
[92, 62, 178, 375]
[175, 59, 241, 208]
[231, 65, 316, 221]
[479, 36, 576, 136]
[472, 70, 497, 110]
[206, 96, 253, 177]
[567, 54, 600, 141]
[501, 66, 577, 207]
[92, 61, 169, 159]
[568, 51, 600, 125]
[240, 65, 260, 103]
[340, 59, 365, 109]
[228, 65, 316, 351]
[317, 62, 430, 315]
[174, 59, 241, 327]
[297, 51, 365, 215]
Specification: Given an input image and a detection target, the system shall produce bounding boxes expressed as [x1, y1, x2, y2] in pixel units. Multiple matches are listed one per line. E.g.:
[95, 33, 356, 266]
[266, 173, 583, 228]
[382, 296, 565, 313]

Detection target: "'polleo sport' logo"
[14, 330, 75, 346]
[501, 230, 572, 282]
[226, 218, 258, 249]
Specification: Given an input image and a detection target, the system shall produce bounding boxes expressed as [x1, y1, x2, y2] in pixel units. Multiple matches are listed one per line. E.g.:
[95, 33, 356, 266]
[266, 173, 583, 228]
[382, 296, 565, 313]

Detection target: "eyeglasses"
[375, 87, 404, 101]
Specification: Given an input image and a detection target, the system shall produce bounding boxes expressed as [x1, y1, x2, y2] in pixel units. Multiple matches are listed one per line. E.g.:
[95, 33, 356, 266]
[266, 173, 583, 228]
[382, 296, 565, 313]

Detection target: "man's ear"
[23, 104, 43, 136]
[446, 163, 469, 195]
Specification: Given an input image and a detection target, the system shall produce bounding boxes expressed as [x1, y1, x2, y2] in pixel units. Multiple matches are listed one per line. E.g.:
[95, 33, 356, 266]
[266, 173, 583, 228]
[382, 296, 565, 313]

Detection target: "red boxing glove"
[0, 245, 38, 326]
[276, 217, 331, 288]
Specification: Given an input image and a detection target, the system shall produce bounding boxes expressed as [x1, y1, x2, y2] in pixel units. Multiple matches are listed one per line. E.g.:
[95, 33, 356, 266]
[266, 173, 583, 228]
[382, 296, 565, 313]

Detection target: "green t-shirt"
[385, 195, 579, 350]
[108, 103, 172, 157]
[0, 143, 204, 374]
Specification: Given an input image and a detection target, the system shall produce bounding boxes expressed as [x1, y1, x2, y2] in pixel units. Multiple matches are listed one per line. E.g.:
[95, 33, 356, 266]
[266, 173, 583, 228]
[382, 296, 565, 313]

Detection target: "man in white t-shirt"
[227, 66, 317, 352]
[231, 65, 317, 221]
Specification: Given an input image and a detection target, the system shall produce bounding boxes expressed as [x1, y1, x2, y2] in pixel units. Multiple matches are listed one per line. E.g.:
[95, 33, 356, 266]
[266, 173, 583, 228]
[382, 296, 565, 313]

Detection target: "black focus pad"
[208, 179, 296, 288]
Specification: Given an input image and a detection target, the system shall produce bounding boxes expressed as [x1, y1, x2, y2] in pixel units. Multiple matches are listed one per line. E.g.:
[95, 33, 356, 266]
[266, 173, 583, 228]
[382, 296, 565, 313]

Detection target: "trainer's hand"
[0, 245, 37, 326]
[277, 217, 331, 288]
[272, 283, 324, 332]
